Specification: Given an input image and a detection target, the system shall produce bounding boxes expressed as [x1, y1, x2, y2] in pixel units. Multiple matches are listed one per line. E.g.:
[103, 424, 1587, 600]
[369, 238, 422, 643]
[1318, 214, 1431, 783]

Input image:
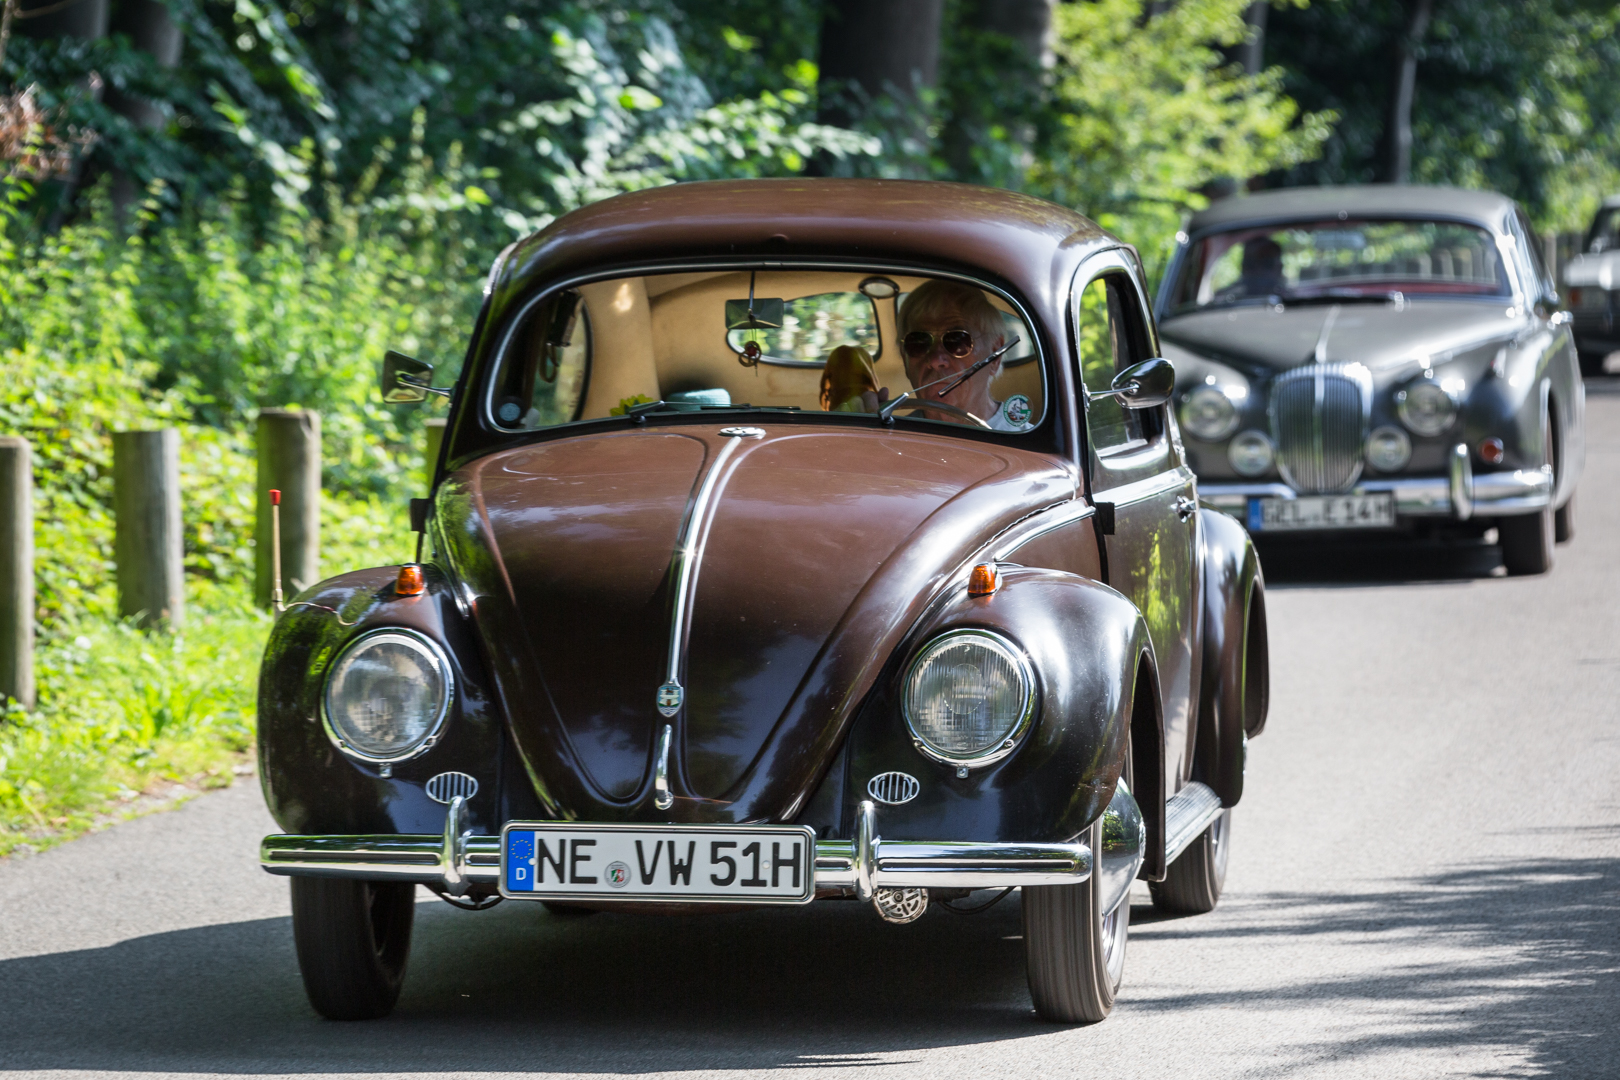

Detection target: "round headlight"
[1365, 425, 1412, 472]
[1396, 380, 1458, 437]
[1228, 430, 1275, 477]
[903, 629, 1035, 767]
[1179, 384, 1242, 441]
[323, 630, 453, 763]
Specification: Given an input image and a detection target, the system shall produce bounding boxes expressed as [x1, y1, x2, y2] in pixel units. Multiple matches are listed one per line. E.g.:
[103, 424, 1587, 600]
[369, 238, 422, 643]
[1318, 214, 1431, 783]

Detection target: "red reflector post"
[968, 563, 999, 597]
[269, 488, 281, 505]
[1480, 437, 1505, 465]
[396, 564, 425, 596]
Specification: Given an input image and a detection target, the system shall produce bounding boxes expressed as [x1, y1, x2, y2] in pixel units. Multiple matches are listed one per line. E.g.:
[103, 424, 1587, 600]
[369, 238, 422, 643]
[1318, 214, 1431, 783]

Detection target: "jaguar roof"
[1186, 185, 1519, 236]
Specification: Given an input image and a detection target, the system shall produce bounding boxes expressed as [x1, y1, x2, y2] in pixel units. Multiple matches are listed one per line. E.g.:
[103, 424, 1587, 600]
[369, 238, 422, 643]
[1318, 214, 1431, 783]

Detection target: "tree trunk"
[940, 0, 1052, 182]
[1237, 0, 1268, 76]
[816, 0, 945, 128]
[1385, 0, 1434, 185]
[106, 0, 182, 130]
[15, 0, 107, 41]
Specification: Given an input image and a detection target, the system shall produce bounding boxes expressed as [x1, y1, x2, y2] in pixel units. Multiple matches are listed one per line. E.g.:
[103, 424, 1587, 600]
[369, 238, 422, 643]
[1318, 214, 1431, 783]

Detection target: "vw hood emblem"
[656, 681, 683, 716]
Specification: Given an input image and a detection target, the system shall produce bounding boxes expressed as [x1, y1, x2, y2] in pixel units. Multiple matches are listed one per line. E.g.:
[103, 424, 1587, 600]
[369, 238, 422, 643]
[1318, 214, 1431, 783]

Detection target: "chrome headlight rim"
[320, 627, 455, 766]
[1395, 379, 1460, 438]
[1179, 384, 1243, 442]
[1228, 429, 1276, 477]
[1365, 424, 1413, 472]
[902, 628, 1038, 771]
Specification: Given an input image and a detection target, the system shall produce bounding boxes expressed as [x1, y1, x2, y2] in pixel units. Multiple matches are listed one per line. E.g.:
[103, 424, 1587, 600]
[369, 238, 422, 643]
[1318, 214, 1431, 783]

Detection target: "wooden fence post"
[255, 410, 320, 607]
[0, 437, 34, 707]
[113, 428, 184, 630]
[424, 418, 446, 487]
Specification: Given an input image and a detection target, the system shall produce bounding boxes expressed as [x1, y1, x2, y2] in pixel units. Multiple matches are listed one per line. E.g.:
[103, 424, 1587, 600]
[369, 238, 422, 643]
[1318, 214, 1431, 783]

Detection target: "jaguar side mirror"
[381, 351, 449, 404]
[1107, 357, 1175, 410]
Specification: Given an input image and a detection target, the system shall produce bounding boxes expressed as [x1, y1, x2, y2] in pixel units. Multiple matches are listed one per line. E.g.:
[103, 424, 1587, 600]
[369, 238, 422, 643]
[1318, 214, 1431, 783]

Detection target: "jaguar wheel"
[290, 877, 415, 1020]
[1555, 490, 1575, 544]
[1023, 816, 1130, 1023]
[1149, 808, 1231, 915]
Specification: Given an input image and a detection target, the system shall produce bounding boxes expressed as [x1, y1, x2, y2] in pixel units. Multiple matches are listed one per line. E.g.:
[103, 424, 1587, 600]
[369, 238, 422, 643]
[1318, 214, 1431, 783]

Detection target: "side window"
[1512, 211, 1554, 304]
[490, 290, 592, 429]
[1077, 274, 1150, 454]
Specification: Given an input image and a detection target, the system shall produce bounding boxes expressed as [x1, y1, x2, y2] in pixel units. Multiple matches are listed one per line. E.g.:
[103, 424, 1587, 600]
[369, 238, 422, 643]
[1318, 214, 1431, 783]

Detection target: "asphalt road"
[4, 391, 1619, 1080]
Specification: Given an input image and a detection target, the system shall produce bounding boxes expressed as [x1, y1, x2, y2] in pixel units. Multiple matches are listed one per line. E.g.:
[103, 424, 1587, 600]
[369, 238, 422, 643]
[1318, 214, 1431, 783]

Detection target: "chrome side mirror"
[381, 350, 449, 403]
[1106, 357, 1175, 410]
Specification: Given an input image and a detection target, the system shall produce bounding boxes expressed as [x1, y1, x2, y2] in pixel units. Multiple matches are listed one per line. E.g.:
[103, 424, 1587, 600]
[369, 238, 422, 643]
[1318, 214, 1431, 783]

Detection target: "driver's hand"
[859, 387, 890, 413]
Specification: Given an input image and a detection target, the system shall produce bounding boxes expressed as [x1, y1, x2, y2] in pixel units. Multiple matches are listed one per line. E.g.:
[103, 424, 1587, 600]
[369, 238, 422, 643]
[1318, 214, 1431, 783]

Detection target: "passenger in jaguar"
[862, 279, 1034, 431]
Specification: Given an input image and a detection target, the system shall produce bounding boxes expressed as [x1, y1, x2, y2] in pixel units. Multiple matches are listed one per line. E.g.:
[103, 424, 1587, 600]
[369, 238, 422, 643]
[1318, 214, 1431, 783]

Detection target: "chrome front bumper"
[261, 818, 1094, 898]
[1200, 455, 1553, 522]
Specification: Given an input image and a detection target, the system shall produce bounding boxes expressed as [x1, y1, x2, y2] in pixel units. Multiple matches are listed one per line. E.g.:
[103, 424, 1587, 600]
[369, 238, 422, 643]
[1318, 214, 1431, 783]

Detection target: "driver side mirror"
[381, 351, 447, 404]
[1107, 357, 1175, 410]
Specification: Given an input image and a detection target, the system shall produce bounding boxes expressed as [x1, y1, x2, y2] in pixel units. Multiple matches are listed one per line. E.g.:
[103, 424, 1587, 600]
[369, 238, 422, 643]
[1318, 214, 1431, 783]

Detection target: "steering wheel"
[899, 400, 994, 430]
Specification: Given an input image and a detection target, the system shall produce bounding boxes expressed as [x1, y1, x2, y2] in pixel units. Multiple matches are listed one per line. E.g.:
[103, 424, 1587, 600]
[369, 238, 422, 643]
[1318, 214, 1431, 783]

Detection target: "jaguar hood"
[1160, 299, 1528, 382]
[435, 424, 1074, 824]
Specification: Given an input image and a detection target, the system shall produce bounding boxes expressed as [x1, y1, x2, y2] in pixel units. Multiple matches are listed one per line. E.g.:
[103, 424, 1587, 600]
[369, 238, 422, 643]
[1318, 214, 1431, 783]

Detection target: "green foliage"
[1031, 0, 1334, 276]
[1268, 0, 1620, 232]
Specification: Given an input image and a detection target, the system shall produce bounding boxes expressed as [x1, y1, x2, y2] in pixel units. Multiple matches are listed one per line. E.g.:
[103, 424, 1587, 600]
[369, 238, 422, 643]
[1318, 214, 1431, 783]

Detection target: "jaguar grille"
[1269, 363, 1373, 494]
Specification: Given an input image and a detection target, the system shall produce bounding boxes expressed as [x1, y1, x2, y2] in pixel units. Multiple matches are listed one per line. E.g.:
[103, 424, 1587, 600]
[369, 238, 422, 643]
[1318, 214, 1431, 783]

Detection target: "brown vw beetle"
[257, 180, 1269, 1025]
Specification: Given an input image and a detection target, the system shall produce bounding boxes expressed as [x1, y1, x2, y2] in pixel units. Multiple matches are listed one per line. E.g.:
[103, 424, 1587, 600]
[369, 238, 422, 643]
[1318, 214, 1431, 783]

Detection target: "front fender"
[256, 565, 508, 838]
[839, 567, 1154, 846]
[1197, 508, 1269, 809]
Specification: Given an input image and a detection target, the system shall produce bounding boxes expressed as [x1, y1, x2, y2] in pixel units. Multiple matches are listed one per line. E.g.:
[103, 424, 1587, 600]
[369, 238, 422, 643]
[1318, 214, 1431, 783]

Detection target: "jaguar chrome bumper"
[1200, 453, 1553, 522]
[259, 799, 1099, 898]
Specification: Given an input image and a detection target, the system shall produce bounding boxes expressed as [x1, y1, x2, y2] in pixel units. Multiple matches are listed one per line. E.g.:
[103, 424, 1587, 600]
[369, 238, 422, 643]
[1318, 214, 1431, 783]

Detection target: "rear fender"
[1196, 508, 1269, 809]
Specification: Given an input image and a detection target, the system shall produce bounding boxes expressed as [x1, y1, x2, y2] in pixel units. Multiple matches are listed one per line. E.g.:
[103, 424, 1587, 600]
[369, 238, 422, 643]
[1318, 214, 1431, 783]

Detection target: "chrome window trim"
[479, 258, 1052, 438]
[320, 628, 455, 767]
[902, 628, 1038, 771]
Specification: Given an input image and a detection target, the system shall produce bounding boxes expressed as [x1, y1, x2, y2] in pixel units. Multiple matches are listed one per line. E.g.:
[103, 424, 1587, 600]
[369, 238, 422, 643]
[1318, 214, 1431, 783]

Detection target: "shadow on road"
[1256, 534, 1505, 587]
[0, 851, 1614, 1075]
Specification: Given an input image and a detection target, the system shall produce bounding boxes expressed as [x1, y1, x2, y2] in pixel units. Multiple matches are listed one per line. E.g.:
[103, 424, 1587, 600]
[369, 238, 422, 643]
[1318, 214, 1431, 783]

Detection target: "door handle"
[1175, 495, 1197, 521]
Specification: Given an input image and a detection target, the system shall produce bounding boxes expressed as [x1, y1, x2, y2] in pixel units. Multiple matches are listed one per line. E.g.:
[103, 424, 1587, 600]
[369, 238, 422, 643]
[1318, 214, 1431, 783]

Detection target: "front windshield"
[485, 269, 1044, 435]
[1165, 219, 1510, 315]
[1588, 207, 1620, 253]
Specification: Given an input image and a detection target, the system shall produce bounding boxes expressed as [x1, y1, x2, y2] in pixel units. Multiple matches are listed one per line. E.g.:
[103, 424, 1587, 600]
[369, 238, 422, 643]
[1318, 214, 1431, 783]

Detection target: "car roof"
[489, 179, 1117, 337]
[1186, 185, 1518, 235]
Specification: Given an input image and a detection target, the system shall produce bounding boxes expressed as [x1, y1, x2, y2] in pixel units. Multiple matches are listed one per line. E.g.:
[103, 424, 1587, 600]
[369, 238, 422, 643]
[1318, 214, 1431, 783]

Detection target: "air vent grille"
[425, 771, 479, 804]
[867, 771, 921, 805]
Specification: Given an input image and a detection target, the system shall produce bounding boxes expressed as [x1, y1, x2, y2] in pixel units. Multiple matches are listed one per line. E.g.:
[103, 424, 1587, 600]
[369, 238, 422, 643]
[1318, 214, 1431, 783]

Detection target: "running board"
[1162, 782, 1223, 865]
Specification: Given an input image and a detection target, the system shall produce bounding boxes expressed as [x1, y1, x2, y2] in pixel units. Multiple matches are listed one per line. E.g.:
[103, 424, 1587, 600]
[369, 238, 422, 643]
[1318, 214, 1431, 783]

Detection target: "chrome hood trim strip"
[657, 426, 764, 718]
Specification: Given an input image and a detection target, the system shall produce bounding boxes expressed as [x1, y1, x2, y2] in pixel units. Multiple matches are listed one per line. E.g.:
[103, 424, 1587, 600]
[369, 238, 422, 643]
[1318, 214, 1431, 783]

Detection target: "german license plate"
[499, 822, 816, 904]
[1248, 493, 1395, 531]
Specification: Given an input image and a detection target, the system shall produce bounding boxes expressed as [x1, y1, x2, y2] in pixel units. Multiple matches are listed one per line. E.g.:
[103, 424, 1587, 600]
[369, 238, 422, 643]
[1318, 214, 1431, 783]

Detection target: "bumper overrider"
[261, 786, 1148, 908]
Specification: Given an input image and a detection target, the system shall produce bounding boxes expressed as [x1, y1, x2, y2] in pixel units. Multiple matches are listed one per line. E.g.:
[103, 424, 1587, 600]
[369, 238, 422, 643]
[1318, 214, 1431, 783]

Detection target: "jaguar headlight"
[1396, 380, 1460, 437]
[1179, 383, 1243, 442]
[903, 629, 1035, 769]
[1365, 425, 1412, 472]
[322, 630, 453, 763]
[1228, 430, 1275, 477]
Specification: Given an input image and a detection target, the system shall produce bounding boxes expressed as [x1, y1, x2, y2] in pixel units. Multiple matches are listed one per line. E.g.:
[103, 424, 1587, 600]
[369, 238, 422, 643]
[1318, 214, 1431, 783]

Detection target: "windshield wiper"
[879, 336, 1021, 423]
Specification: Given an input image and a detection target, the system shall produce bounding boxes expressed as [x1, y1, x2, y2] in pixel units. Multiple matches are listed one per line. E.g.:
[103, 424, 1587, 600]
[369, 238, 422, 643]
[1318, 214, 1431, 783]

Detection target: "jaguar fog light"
[904, 629, 1034, 768]
[1365, 425, 1412, 472]
[323, 630, 453, 763]
[1228, 430, 1275, 477]
[1396, 380, 1458, 437]
[1179, 384, 1242, 441]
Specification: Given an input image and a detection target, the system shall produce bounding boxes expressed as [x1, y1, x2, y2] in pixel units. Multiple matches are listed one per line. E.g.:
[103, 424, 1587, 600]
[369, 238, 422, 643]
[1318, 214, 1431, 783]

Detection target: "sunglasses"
[903, 329, 976, 361]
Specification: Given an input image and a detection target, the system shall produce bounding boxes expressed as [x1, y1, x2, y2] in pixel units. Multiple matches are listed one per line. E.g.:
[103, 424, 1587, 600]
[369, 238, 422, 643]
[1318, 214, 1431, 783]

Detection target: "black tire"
[1555, 490, 1575, 544]
[1499, 506, 1555, 575]
[1148, 809, 1231, 915]
[290, 877, 415, 1020]
[1023, 816, 1130, 1024]
[1578, 350, 1608, 378]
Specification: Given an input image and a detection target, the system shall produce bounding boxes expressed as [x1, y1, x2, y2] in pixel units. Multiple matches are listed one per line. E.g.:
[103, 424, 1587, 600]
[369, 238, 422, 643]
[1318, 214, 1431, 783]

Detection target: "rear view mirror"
[725, 297, 784, 330]
[381, 351, 436, 404]
[1108, 357, 1175, 410]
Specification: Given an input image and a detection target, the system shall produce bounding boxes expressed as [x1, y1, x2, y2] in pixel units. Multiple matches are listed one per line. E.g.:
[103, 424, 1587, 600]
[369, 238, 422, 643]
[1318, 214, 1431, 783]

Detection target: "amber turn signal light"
[968, 563, 999, 597]
[1479, 437, 1505, 465]
[396, 564, 425, 596]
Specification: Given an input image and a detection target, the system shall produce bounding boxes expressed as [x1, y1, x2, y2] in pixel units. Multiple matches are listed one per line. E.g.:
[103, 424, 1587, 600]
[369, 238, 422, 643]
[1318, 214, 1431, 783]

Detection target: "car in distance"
[1562, 194, 1620, 376]
[1155, 185, 1583, 575]
[257, 179, 1270, 1025]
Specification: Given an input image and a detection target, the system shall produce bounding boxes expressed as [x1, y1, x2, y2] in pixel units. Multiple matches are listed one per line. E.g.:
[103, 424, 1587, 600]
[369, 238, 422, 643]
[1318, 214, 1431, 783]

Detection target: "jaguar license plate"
[499, 822, 816, 904]
[1248, 493, 1395, 531]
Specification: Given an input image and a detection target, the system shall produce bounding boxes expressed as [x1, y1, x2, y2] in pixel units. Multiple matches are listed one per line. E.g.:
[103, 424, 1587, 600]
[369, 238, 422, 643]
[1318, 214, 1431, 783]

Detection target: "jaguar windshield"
[484, 269, 1044, 435]
[1165, 219, 1510, 315]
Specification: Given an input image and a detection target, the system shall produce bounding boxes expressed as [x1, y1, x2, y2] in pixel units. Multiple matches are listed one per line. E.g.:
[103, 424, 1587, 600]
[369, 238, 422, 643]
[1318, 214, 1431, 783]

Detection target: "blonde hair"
[820, 345, 877, 410]
[897, 280, 1004, 348]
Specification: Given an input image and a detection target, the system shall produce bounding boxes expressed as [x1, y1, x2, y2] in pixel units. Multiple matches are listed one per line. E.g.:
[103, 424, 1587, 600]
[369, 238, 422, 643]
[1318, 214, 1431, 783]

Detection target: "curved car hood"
[1160, 300, 1523, 379]
[436, 424, 1075, 824]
